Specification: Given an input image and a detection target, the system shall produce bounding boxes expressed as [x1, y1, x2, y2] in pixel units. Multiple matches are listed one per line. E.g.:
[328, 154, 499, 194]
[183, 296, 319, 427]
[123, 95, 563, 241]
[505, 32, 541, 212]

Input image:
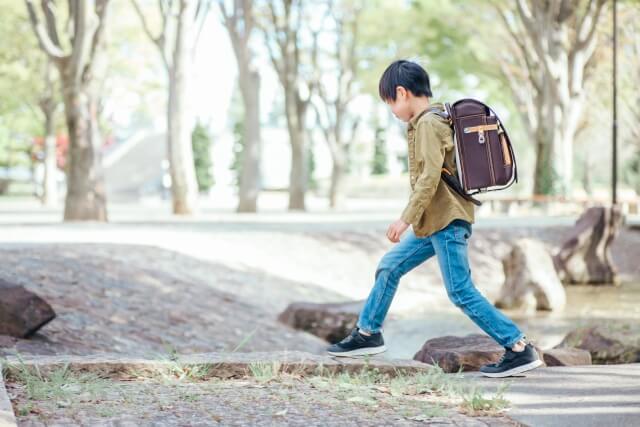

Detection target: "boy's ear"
[396, 86, 407, 100]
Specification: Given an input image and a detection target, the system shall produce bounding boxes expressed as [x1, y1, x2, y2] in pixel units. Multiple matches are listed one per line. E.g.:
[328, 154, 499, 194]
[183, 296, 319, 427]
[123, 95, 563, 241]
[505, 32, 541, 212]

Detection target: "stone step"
[1, 351, 429, 381]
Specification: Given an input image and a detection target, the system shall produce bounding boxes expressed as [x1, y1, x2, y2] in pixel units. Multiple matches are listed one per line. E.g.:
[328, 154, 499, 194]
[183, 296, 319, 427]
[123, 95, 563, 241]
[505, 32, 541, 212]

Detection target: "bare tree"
[25, 0, 111, 221]
[219, 0, 261, 213]
[313, 1, 362, 209]
[491, 0, 607, 196]
[260, 0, 327, 210]
[130, 0, 207, 214]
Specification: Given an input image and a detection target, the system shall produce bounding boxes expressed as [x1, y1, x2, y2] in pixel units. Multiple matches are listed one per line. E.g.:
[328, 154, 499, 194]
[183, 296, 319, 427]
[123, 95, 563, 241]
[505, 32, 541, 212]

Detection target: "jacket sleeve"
[400, 118, 447, 225]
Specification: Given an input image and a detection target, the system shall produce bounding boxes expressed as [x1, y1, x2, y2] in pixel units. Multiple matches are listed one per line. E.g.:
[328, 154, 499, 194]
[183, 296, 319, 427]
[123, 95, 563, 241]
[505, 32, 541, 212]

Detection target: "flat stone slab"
[462, 363, 640, 427]
[0, 361, 18, 427]
[1, 351, 429, 380]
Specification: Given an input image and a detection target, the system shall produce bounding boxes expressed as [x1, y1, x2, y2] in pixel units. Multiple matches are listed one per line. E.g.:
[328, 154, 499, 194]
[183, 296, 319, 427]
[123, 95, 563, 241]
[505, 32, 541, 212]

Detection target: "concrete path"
[463, 363, 640, 427]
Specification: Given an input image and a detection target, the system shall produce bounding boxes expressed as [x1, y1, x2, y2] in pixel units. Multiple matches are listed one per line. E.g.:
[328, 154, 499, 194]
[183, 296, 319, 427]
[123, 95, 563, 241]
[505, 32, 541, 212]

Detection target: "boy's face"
[384, 86, 413, 122]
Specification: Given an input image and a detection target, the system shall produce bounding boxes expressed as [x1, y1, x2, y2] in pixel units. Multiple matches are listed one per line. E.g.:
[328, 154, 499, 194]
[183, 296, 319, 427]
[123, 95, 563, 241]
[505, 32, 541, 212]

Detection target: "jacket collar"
[408, 102, 446, 129]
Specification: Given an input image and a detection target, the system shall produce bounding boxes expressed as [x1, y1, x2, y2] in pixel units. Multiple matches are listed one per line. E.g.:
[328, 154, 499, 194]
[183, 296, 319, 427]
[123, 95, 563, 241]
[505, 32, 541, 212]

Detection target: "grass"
[151, 344, 215, 383]
[246, 359, 512, 418]
[1, 353, 110, 409]
[459, 382, 510, 414]
[248, 361, 282, 383]
[133, 327, 260, 383]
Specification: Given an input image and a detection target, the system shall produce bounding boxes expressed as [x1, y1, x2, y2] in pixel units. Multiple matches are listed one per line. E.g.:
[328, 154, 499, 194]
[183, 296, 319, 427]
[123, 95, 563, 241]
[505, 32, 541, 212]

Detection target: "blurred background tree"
[130, 0, 209, 215]
[219, 0, 262, 213]
[25, 0, 112, 221]
[0, 0, 637, 216]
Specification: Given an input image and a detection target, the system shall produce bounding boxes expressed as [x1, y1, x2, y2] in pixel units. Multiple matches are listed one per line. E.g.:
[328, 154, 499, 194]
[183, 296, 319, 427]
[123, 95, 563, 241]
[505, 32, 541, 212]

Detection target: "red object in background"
[31, 135, 68, 169]
[31, 133, 114, 169]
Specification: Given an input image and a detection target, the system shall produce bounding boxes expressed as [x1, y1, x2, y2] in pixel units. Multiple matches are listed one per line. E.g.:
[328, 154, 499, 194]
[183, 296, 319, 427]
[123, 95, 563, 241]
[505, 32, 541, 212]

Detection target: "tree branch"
[82, 0, 110, 84]
[69, 0, 93, 85]
[25, 0, 67, 59]
[41, 0, 62, 47]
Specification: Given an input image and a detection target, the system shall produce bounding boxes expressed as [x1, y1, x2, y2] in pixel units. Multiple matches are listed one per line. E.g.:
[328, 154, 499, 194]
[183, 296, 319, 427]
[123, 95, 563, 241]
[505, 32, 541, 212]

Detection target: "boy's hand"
[386, 219, 409, 243]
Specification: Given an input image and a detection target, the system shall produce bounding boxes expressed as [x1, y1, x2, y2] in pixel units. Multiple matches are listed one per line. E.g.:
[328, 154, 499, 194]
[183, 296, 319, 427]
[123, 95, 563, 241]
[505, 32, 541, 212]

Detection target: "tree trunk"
[61, 84, 108, 221]
[42, 110, 57, 207]
[289, 130, 307, 210]
[329, 153, 347, 209]
[167, 0, 199, 215]
[25, 0, 111, 221]
[41, 60, 58, 207]
[237, 69, 261, 213]
[285, 91, 307, 211]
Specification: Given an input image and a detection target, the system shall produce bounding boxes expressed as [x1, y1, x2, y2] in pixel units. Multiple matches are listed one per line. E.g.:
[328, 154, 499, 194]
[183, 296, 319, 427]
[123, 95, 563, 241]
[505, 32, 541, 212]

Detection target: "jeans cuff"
[356, 324, 380, 335]
[506, 333, 526, 348]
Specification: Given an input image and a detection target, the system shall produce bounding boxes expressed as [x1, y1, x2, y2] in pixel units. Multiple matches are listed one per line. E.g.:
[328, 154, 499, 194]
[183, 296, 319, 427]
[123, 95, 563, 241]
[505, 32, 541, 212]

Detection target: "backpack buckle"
[464, 125, 496, 144]
[478, 131, 485, 144]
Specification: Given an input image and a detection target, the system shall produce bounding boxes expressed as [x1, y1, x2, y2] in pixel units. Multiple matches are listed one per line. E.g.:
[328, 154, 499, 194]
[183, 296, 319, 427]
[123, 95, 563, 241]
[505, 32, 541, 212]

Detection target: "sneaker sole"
[327, 345, 387, 357]
[480, 359, 543, 378]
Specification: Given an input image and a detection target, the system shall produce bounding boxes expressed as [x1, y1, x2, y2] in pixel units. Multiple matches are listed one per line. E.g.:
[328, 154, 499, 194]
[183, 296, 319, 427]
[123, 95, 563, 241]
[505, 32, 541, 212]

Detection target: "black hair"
[378, 60, 433, 101]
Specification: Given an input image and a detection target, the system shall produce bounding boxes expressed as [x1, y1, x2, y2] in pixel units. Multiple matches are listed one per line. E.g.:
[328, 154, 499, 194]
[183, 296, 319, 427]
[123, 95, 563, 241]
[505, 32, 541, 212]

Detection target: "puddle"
[384, 281, 640, 359]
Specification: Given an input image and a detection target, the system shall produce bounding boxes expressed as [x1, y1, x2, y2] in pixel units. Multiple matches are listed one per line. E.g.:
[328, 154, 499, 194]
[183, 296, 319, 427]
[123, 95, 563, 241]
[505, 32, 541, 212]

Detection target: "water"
[384, 280, 640, 359]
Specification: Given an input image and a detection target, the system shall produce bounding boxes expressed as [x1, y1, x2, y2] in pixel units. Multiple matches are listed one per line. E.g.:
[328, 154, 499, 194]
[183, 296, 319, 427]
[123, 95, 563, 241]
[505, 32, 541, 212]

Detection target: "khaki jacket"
[400, 102, 475, 237]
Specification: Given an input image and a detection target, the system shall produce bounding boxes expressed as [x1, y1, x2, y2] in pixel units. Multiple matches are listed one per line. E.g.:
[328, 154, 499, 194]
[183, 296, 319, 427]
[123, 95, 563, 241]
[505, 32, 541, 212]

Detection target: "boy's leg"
[430, 220, 526, 349]
[356, 228, 436, 334]
[432, 220, 542, 377]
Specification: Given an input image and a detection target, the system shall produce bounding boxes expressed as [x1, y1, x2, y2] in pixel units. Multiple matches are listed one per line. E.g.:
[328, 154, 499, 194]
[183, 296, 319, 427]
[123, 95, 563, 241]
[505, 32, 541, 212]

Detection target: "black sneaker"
[479, 343, 543, 378]
[326, 327, 387, 357]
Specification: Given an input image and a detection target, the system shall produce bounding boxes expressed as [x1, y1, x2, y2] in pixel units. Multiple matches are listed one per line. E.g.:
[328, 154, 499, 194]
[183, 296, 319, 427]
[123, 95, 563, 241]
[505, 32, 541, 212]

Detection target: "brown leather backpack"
[429, 99, 518, 206]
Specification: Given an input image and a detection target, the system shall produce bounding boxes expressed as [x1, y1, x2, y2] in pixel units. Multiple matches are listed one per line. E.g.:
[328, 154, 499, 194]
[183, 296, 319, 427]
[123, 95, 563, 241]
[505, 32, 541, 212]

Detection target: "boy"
[326, 60, 542, 378]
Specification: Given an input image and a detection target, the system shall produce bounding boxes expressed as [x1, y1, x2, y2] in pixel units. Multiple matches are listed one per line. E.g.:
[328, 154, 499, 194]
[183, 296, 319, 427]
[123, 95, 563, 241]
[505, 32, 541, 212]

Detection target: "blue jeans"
[356, 219, 525, 349]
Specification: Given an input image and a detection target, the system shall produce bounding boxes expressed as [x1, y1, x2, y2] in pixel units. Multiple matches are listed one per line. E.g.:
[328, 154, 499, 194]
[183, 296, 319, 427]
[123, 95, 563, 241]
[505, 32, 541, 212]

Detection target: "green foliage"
[0, 124, 31, 169]
[371, 122, 388, 175]
[231, 118, 244, 188]
[0, 0, 57, 172]
[307, 140, 317, 190]
[358, 0, 496, 98]
[191, 121, 214, 192]
[623, 149, 640, 194]
[228, 83, 245, 188]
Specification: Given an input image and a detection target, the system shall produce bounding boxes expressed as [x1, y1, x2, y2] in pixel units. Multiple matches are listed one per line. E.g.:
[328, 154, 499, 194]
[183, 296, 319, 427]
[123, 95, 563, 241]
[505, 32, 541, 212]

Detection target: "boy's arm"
[400, 119, 446, 225]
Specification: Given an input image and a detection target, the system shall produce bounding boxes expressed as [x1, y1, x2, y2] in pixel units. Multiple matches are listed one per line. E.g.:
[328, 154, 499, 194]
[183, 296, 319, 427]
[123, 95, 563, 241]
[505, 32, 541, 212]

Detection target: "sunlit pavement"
[463, 363, 640, 427]
[3, 196, 636, 229]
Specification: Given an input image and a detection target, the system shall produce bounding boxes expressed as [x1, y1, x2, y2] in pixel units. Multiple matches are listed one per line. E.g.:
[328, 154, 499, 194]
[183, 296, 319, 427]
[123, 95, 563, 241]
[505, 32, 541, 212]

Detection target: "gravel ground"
[5, 371, 520, 427]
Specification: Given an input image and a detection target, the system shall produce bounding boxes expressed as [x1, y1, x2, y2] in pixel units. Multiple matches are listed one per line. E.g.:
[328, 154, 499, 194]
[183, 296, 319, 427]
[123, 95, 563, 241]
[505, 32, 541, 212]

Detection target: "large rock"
[0, 279, 56, 338]
[556, 322, 640, 364]
[542, 347, 592, 366]
[495, 238, 566, 312]
[413, 334, 506, 373]
[553, 206, 624, 285]
[277, 300, 364, 343]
